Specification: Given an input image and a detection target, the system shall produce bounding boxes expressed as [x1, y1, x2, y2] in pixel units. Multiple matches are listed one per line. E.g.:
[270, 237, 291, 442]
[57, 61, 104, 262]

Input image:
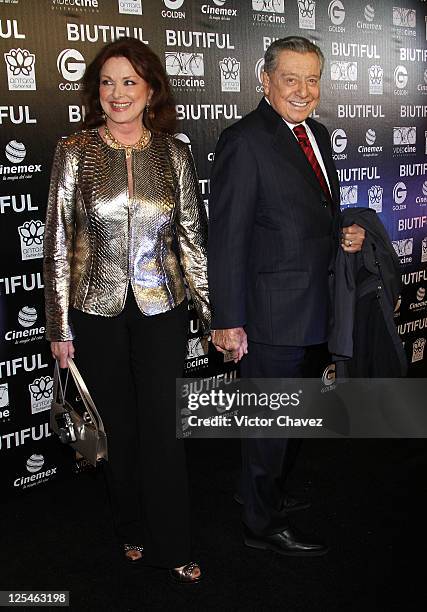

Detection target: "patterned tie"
[293, 124, 331, 202]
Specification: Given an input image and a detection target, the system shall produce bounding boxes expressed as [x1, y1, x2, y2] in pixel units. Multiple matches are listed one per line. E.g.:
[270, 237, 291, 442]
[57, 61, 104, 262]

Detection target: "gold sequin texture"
[43, 129, 210, 341]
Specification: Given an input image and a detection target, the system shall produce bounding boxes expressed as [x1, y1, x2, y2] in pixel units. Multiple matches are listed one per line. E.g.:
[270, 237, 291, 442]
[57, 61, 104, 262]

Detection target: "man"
[208, 37, 365, 556]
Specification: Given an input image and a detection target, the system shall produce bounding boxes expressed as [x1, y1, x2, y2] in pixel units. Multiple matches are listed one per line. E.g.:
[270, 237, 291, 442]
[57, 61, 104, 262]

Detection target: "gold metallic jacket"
[44, 129, 210, 341]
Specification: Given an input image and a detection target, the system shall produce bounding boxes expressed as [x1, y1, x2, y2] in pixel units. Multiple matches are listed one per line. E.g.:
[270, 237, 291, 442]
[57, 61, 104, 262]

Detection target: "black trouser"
[240, 341, 328, 535]
[71, 292, 190, 568]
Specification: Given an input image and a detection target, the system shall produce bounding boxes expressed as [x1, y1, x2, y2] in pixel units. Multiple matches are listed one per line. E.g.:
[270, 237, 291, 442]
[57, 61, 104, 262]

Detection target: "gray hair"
[264, 36, 325, 75]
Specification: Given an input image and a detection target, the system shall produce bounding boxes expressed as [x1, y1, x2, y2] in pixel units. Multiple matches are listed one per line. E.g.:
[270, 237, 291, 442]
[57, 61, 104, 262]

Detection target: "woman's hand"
[50, 341, 75, 369]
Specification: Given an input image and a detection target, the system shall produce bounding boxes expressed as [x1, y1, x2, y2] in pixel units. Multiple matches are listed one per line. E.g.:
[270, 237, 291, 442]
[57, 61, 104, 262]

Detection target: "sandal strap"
[124, 544, 144, 553]
[180, 561, 199, 577]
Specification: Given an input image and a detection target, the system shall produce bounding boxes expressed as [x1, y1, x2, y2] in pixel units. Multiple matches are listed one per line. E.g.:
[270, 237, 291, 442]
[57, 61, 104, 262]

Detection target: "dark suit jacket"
[208, 98, 340, 346]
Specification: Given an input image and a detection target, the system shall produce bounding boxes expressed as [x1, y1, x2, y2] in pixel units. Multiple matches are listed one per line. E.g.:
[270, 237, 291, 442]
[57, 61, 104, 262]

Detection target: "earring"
[145, 102, 150, 113]
[102, 111, 107, 122]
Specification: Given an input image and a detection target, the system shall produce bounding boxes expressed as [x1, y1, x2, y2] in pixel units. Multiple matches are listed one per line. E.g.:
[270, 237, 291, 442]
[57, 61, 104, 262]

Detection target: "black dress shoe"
[243, 525, 329, 557]
[233, 492, 311, 512]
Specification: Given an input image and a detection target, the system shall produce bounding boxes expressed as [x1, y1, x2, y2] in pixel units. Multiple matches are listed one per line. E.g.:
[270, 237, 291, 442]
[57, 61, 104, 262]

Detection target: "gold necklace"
[104, 125, 151, 158]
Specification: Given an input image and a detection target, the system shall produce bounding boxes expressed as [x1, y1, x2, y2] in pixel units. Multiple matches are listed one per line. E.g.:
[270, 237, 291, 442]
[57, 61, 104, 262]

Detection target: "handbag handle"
[53, 358, 107, 436]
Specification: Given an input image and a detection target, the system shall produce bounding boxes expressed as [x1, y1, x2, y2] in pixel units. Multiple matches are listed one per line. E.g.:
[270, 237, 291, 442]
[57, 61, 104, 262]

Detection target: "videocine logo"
[392, 238, 413, 265]
[369, 65, 383, 94]
[252, 0, 285, 13]
[340, 185, 358, 207]
[422, 237, 427, 264]
[29, 376, 54, 414]
[14, 454, 57, 490]
[330, 61, 357, 91]
[118, 0, 143, 15]
[57, 49, 86, 90]
[165, 52, 205, 89]
[393, 126, 416, 156]
[298, 0, 316, 29]
[4, 47, 36, 90]
[18, 220, 45, 261]
[51, 0, 99, 11]
[4, 306, 45, 345]
[219, 57, 240, 92]
[368, 185, 383, 212]
[328, 0, 345, 31]
[331, 128, 347, 160]
[0, 383, 10, 423]
[393, 7, 416, 28]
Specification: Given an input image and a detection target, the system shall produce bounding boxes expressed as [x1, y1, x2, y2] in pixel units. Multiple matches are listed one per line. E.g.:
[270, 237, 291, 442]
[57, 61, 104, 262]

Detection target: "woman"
[43, 38, 210, 583]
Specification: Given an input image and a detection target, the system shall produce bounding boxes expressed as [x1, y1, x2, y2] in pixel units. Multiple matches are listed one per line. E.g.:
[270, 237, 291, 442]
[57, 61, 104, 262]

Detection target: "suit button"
[322, 200, 328, 207]
[328, 270, 334, 277]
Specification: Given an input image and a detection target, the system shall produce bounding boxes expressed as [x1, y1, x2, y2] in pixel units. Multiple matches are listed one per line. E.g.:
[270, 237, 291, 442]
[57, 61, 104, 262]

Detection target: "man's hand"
[51, 340, 75, 369]
[341, 224, 365, 253]
[212, 327, 248, 363]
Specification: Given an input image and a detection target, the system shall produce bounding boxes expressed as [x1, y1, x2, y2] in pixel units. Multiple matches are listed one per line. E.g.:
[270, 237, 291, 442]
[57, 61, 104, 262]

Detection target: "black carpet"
[1, 438, 425, 611]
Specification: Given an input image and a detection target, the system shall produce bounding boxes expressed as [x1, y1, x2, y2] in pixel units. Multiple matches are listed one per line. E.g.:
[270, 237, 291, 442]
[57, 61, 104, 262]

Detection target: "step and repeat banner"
[0, 0, 426, 495]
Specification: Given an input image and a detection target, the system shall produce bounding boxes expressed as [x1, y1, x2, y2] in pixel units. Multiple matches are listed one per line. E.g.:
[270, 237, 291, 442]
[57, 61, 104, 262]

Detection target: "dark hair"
[82, 38, 176, 133]
[264, 36, 324, 75]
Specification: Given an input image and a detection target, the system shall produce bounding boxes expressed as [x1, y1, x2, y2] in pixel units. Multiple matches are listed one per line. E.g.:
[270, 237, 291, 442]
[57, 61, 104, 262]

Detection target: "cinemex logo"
[185, 337, 209, 371]
[412, 337, 426, 363]
[357, 4, 382, 31]
[0, 383, 11, 424]
[13, 454, 57, 490]
[393, 181, 407, 211]
[219, 57, 240, 92]
[162, 0, 186, 19]
[416, 180, 427, 206]
[331, 129, 348, 160]
[369, 64, 383, 95]
[0, 19, 25, 39]
[328, 0, 345, 32]
[51, 0, 99, 11]
[392, 6, 416, 37]
[330, 61, 357, 91]
[255, 57, 264, 92]
[252, 0, 286, 26]
[118, 0, 142, 15]
[393, 126, 416, 156]
[201, 0, 238, 21]
[368, 184, 383, 213]
[57, 49, 86, 90]
[4, 305, 45, 345]
[358, 128, 382, 157]
[340, 185, 358, 207]
[18, 220, 45, 261]
[165, 52, 205, 89]
[4, 48, 36, 91]
[29, 376, 54, 414]
[298, 0, 316, 30]
[166, 30, 234, 50]
[394, 65, 408, 96]
[392, 237, 413, 264]
[409, 286, 427, 312]
[1, 141, 42, 181]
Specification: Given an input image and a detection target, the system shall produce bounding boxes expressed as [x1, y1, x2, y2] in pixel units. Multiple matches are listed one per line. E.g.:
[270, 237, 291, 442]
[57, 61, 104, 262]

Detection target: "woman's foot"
[123, 544, 144, 563]
[169, 561, 201, 584]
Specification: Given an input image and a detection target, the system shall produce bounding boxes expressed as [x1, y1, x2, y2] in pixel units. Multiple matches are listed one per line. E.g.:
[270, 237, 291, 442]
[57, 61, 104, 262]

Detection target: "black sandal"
[123, 544, 144, 564]
[169, 561, 201, 584]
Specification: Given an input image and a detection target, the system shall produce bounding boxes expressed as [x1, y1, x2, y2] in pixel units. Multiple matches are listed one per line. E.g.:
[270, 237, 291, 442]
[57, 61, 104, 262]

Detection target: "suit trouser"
[70, 292, 190, 568]
[240, 341, 328, 535]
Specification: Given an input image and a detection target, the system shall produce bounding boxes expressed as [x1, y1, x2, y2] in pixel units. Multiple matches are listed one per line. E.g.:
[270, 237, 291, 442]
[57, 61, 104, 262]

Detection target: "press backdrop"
[0, 0, 426, 494]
